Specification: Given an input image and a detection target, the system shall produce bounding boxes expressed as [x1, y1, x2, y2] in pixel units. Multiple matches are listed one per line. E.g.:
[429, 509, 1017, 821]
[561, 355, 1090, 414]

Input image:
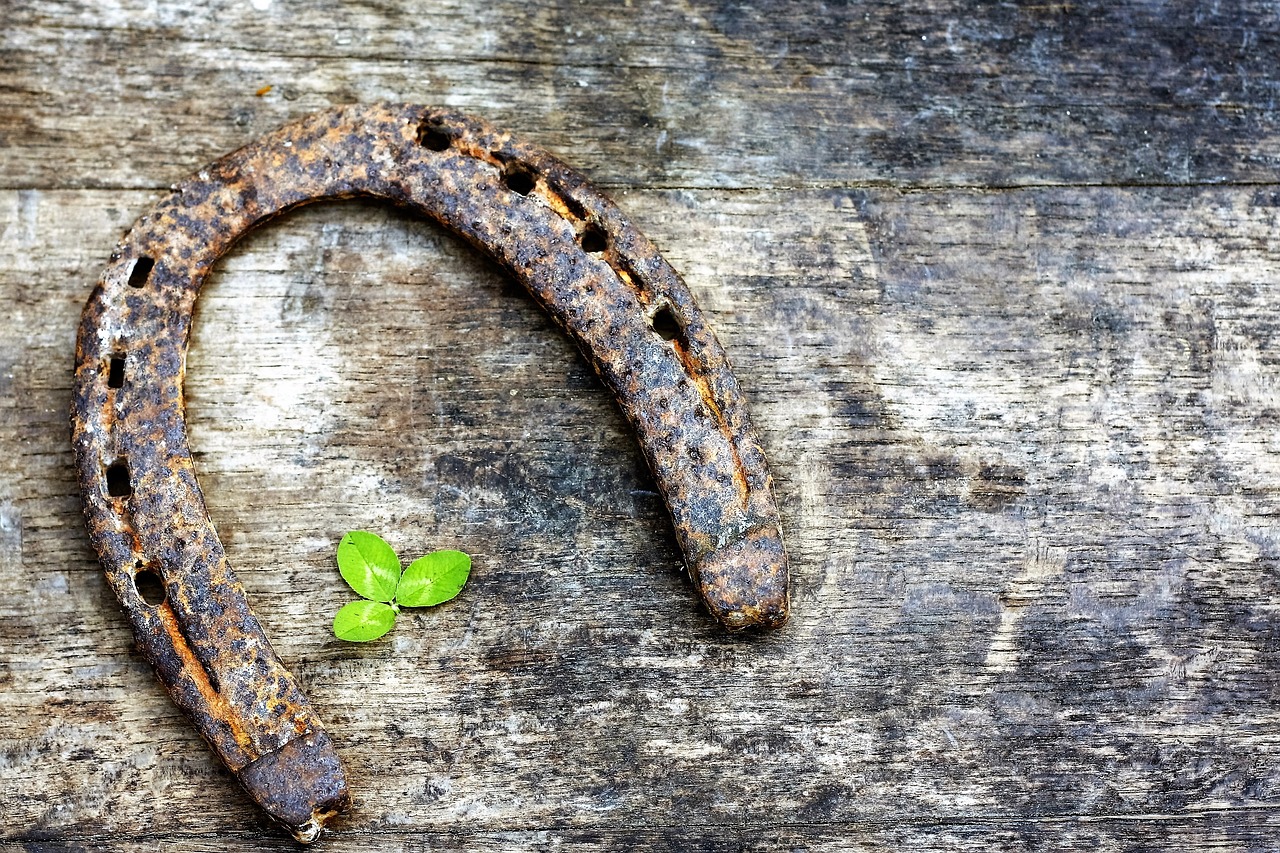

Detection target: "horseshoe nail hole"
[133, 567, 166, 607]
[105, 459, 132, 498]
[503, 164, 537, 196]
[127, 256, 154, 289]
[417, 118, 452, 151]
[580, 225, 608, 254]
[202, 661, 222, 694]
[649, 306, 682, 342]
[107, 355, 125, 389]
[558, 190, 588, 220]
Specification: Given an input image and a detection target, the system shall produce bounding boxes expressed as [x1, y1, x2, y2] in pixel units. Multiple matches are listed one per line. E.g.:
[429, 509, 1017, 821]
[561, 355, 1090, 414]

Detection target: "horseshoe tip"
[693, 524, 790, 631]
[235, 730, 351, 843]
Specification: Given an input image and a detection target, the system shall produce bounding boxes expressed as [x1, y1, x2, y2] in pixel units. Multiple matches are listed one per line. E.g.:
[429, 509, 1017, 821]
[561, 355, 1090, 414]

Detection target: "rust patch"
[70, 103, 788, 840]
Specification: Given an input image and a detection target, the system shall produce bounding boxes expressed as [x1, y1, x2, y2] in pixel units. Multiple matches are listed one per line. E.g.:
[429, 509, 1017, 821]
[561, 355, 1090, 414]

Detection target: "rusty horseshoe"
[70, 103, 788, 840]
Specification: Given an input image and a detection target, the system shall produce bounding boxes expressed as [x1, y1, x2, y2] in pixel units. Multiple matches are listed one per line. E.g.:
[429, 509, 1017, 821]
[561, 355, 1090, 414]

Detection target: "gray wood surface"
[5, 1, 1280, 850]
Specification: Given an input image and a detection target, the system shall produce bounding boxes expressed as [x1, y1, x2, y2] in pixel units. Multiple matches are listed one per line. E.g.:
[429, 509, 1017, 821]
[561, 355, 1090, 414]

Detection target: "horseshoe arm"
[70, 104, 788, 839]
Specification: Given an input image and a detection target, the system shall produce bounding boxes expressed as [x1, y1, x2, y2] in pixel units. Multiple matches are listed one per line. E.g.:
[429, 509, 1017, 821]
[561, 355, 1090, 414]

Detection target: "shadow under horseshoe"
[69, 103, 789, 841]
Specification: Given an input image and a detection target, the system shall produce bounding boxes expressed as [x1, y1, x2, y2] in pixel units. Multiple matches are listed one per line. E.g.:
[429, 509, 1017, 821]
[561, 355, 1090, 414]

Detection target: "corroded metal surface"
[70, 103, 788, 840]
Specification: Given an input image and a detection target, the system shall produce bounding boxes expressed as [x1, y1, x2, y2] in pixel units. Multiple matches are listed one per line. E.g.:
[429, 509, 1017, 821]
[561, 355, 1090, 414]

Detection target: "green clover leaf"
[333, 599, 398, 642]
[397, 550, 472, 608]
[331, 531, 472, 642]
[336, 530, 401, 603]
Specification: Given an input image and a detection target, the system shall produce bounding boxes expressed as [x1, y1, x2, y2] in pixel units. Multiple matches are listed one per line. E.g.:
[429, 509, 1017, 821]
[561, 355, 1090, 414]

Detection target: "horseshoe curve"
[70, 103, 788, 840]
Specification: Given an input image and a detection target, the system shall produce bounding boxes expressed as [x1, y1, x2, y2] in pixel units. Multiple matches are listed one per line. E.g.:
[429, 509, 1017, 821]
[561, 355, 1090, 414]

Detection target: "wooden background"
[5, 1, 1280, 850]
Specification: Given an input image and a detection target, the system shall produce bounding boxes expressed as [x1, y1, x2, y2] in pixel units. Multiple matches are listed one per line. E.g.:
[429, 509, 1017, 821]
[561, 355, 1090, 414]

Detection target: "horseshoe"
[70, 103, 788, 841]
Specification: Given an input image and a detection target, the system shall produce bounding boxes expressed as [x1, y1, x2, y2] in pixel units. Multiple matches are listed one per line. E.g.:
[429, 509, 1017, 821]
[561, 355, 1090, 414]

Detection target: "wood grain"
[4, 1, 1280, 850]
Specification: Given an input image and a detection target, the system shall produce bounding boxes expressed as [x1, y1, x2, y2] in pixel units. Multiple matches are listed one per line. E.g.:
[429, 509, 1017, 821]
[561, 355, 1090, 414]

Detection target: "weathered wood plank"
[12, 810, 1280, 853]
[7, 0, 1280, 848]
[5, 1, 1280, 190]
[4, 180, 1280, 847]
